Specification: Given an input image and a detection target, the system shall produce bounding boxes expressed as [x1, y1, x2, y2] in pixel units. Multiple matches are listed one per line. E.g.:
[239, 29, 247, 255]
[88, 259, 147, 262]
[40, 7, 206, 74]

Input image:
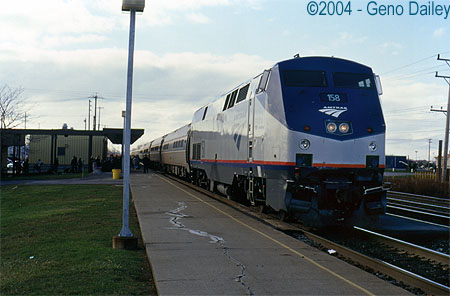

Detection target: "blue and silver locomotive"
[138, 56, 387, 227]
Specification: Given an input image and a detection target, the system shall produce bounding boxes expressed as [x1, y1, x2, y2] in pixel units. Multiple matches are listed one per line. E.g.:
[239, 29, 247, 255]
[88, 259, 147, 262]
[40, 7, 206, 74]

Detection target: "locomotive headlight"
[299, 139, 311, 150]
[339, 123, 349, 133]
[326, 122, 337, 133]
[369, 141, 377, 151]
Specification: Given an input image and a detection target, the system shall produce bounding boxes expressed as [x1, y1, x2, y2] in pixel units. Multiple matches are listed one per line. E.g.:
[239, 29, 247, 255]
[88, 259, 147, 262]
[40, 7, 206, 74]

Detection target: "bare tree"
[0, 84, 27, 129]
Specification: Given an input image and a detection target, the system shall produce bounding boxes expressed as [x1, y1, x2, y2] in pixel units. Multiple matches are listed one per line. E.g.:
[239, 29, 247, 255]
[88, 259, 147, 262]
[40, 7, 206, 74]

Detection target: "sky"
[0, 0, 449, 160]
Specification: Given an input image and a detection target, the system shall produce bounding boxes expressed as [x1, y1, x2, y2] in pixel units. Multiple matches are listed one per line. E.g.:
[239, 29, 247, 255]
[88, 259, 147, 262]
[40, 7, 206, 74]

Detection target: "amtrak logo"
[319, 106, 348, 118]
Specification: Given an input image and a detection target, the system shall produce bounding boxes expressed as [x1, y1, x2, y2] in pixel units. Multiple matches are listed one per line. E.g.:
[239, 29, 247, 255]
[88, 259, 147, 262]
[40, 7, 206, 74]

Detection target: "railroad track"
[353, 226, 449, 265]
[295, 227, 450, 296]
[159, 173, 450, 295]
[387, 191, 450, 226]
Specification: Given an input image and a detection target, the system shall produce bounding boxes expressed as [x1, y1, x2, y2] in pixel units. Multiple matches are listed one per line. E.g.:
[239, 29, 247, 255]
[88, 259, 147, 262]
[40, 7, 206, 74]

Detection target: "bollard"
[112, 169, 121, 180]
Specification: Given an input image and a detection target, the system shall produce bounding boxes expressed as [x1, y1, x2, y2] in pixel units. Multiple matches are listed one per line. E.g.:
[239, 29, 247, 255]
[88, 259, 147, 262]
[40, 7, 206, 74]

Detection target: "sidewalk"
[131, 172, 409, 295]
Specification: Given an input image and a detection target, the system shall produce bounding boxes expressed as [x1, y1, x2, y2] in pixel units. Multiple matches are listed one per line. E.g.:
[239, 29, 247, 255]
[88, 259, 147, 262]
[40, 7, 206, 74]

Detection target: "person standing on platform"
[143, 155, 150, 173]
[71, 156, 78, 173]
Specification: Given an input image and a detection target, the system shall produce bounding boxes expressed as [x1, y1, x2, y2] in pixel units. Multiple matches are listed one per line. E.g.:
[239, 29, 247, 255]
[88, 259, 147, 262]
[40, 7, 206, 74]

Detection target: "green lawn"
[1, 171, 88, 181]
[1, 185, 156, 295]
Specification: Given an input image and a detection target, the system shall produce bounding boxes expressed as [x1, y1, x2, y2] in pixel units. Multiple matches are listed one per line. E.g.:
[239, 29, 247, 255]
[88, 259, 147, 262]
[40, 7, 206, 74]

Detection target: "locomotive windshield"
[282, 70, 327, 87]
[333, 72, 374, 89]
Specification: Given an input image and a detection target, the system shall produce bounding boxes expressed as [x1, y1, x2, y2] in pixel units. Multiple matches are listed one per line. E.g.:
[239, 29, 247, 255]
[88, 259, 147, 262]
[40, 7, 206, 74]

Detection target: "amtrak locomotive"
[136, 56, 387, 227]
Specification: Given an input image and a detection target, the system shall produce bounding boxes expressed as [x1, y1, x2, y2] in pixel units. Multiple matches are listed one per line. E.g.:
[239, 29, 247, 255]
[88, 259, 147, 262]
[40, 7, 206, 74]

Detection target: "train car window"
[223, 94, 231, 111]
[192, 143, 201, 160]
[163, 144, 169, 150]
[228, 90, 239, 108]
[257, 70, 271, 93]
[333, 72, 374, 89]
[202, 106, 208, 120]
[282, 70, 327, 87]
[236, 84, 250, 104]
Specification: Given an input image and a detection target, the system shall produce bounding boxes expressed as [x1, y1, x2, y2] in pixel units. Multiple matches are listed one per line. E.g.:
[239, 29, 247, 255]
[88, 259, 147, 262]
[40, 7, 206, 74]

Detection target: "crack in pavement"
[166, 202, 254, 295]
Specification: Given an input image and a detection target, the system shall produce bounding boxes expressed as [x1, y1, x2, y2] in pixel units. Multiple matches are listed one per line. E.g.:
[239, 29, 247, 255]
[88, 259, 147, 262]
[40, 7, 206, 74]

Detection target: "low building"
[28, 135, 107, 166]
[385, 155, 408, 170]
[434, 154, 450, 169]
[1, 128, 144, 174]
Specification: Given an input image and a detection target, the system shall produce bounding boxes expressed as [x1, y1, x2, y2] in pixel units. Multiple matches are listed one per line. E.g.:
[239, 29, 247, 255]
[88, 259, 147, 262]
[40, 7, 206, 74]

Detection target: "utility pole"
[435, 54, 450, 182]
[88, 99, 91, 131]
[438, 140, 443, 181]
[98, 106, 104, 130]
[90, 93, 98, 131]
[24, 112, 27, 129]
[428, 139, 432, 169]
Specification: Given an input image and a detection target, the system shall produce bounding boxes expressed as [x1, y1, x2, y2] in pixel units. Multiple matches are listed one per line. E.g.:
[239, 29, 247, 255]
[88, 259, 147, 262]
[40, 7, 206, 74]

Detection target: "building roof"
[1, 128, 144, 146]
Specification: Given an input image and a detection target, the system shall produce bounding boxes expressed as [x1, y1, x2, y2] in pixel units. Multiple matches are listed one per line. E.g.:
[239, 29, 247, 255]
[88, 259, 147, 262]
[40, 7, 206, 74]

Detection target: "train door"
[247, 95, 255, 162]
[158, 138, 164, 167]
[247, 89, 256, 205]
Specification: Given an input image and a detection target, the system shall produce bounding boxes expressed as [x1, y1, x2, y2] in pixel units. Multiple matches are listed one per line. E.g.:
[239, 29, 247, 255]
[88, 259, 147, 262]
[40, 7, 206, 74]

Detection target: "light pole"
[113, 0, 145, 249]
[98, 106, 104, 130]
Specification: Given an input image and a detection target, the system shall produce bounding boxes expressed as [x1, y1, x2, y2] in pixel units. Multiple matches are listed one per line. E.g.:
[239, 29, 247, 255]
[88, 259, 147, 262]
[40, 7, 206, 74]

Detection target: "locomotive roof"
[192, 56, 374, 115]
[276, 56, 373, 72]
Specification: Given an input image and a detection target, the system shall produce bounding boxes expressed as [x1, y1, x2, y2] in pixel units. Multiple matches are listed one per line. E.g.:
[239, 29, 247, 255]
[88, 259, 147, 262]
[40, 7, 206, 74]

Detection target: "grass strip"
[1, 184, 156, 295]
[1, 172, 87, 181]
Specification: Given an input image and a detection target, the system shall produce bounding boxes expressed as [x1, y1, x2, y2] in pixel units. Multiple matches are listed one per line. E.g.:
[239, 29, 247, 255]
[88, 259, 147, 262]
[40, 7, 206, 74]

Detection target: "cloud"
[433, 27, 446, 38]
[379, 42, 403, 56]
[0, 47, 272, 141]
[185, 12, 211, 24]
[338, 32, 368, 44]
[0, 0, 265, 51]
[138, 0, 264, 26]
[282, 30, 291, 37]
[381, 78, 447, 157]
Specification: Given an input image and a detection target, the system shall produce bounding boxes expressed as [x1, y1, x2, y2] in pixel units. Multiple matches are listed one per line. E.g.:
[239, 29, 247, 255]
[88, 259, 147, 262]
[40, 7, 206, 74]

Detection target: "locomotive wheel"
[257, 204, 268, 214]
[278, 210, 288, 222]
[226, 186, 237, 201]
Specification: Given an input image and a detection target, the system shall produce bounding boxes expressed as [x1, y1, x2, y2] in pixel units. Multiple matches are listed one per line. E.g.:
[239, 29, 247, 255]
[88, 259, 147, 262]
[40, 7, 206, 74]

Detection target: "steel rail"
[300, 230, 450, 296]
[387, 201, 449, 217]
[386, 191, 450, 226]
[388, 191, 450, 207]
[387, 197, 450, 213]
[388, 191, 450, 201]
[353, 226, 450, 265]
[387, 204, 450, 226]
[159, 173, 450, 295]
[386, 213, 450, 229]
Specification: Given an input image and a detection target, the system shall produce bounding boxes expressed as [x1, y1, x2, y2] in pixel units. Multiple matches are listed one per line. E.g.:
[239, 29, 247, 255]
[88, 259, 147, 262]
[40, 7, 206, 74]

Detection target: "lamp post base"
[112, 235, 138, 250]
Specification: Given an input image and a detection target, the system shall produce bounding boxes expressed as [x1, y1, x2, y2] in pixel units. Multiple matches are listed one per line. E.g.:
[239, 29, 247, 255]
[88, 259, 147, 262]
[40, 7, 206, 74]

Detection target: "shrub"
[384, 176, 449, 198]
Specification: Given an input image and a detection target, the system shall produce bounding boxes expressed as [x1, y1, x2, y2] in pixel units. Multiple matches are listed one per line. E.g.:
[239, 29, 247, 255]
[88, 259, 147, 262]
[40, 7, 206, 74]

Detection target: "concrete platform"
[131, 172, 410, 295]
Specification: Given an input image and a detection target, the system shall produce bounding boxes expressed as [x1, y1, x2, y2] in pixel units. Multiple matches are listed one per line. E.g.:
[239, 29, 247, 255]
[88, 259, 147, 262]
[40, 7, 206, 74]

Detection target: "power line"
[385, 104, 447, 114]
[382, 51, 450, 75]
[388, 69, 450, 82]
[386, 64, 448, 79]
[382, 54, 438, 75]
[386, 65, 449, 81]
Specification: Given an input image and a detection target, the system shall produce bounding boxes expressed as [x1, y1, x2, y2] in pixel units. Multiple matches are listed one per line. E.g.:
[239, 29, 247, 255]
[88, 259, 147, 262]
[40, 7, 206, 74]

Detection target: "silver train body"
[137, 57, 387, 227]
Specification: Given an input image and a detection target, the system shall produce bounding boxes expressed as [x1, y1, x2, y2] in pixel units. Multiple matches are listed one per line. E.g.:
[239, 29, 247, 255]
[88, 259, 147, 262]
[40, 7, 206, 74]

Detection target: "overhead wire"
[381, 51, 450, 76]
[386, 64, 448, 79]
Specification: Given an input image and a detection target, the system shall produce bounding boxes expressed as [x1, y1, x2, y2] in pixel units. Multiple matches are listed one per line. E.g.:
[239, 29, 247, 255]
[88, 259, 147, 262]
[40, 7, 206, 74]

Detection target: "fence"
[415, 170, 450, 181]
[414, 171, 436, 180]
